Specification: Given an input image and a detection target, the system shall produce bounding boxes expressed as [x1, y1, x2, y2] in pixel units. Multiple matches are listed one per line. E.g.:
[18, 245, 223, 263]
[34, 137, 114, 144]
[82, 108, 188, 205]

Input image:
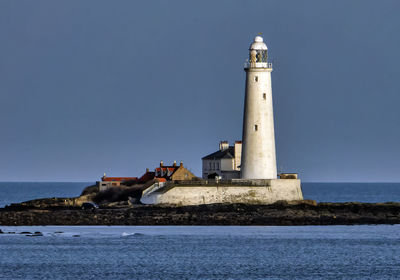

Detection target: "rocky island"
[1, 185, 399, 226]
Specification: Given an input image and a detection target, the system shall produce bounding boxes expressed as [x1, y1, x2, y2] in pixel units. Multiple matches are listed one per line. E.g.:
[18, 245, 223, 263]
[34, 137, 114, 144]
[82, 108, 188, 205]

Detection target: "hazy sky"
[0, 0, 399, 182]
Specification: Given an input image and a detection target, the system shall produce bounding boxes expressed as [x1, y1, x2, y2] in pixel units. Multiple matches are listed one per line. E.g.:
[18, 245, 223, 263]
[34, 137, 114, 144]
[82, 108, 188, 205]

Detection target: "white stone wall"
[221, 158, 234, 171]
[141, 179, 302, 206]
[234, 142, 242, 170]
[241, 68, 277, 179]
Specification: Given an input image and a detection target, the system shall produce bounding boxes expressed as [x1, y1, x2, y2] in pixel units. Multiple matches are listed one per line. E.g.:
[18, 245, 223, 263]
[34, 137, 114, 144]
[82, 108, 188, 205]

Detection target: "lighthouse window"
[263, 93, 266, 100]
[254, 125, 258, 131]
[254, 76, 258, 82]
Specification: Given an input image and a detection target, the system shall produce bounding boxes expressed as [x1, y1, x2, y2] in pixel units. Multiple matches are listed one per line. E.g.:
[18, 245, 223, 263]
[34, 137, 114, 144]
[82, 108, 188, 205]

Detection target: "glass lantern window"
[253, 50, 268, 62]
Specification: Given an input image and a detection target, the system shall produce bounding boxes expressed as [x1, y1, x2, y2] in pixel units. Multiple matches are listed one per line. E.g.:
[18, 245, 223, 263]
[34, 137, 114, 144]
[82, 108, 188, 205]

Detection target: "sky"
[0, 0, 399, 182]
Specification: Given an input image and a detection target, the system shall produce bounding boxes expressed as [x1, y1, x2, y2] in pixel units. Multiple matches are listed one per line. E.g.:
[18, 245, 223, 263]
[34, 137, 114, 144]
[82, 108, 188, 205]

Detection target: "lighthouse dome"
[249, 36, 268, 50]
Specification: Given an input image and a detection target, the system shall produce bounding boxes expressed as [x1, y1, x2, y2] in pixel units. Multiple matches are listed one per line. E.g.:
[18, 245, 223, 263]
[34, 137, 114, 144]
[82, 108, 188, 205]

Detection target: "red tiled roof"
[156, 178, 167, 182]
[155, 167, 178, 172]
[138, 171, 155, 182]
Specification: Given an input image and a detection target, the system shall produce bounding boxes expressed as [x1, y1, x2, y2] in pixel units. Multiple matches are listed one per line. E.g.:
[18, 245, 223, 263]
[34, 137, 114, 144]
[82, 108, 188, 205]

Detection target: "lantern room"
[245, 35, 272, 69]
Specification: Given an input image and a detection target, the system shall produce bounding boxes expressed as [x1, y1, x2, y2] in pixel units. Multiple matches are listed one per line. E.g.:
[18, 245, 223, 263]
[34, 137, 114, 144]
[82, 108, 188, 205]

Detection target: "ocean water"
[302, 182, 400, 203]
[0, 182, 92, 208]
[0, 225, 399, 279]
[1, 183, 400, 279]
[0, 182, 399, 208]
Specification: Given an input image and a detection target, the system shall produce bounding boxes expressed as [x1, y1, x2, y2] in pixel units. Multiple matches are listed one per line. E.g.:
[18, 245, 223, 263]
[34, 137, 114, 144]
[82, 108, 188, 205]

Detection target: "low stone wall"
[141, 179, 302, 206]
[169, 179, 274, 186]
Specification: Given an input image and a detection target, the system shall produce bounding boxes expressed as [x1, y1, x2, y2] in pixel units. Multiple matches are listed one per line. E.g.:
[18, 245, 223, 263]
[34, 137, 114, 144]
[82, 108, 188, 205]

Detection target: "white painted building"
[240, 36, 277, 179]
[202, 141, 242, 179]
[140, 35, 303, 206]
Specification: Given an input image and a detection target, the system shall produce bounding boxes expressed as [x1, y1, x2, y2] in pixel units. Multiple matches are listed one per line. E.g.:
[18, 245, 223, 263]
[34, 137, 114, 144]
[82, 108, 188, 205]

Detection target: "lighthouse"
[141, 34, 303, 205]
[240, 35, 277, 179]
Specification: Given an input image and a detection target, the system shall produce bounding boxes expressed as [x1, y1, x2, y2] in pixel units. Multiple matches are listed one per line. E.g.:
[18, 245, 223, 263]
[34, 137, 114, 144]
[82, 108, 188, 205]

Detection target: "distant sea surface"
[1, 183, 400, 279]
[0, 182, 399, 208]
[0, 225, 399, 279]
[0, 182, 92, 208]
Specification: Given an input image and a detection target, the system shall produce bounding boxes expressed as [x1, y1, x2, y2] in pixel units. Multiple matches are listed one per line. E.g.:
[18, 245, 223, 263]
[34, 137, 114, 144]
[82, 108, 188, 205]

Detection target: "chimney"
[219, 141, 229, 151]
[160, 160, 163, 167]
[146, 168, 149, 173]
[173, 160, 177, 167]
[180, 161, 183, 167]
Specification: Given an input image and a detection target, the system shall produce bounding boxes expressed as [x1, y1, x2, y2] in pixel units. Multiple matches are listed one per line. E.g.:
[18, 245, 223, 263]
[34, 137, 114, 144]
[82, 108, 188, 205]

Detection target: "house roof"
[138, 171, 156, 182]
[202, 146, 235, 160]
[155, 167, 178, 173]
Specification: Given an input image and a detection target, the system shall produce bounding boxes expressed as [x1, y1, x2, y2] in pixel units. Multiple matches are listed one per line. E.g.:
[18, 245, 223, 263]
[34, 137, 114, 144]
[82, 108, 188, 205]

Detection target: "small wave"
[121, 232, 145, 237]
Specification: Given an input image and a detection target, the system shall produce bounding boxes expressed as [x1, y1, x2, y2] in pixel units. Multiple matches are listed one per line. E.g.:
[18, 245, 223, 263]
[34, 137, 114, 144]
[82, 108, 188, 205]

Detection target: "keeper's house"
[202, 141, 242, 180]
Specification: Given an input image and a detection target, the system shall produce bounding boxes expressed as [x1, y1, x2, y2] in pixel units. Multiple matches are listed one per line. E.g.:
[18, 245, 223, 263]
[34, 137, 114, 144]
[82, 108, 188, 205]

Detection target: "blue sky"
[0, 0, 399, 182]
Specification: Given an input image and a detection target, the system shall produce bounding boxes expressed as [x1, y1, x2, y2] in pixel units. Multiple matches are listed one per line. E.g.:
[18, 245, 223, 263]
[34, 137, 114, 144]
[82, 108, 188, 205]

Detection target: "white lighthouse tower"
[140, 35, 304, 206]
[240, 35, 277, 179]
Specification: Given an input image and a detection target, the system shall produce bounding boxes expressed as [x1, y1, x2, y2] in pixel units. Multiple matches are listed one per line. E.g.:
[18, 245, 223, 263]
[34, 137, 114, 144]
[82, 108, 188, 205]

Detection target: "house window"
[263, 93, 266, 100]
[254, 76, 258, 82]
[209, 162, 212, 170]
[255, 125, 258, 131]
[216, 162, 219, 170]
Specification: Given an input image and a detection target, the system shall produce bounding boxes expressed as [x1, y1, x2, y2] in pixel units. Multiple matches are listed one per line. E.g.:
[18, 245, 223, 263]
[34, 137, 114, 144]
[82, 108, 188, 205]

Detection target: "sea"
[0, 182, 400, 279]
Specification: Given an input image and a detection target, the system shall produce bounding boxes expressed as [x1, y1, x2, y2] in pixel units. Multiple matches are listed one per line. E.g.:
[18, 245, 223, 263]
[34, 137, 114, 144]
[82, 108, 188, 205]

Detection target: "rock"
[0, 202, 400, 226]
[104, 201, 129, 208]
[80, 185, 99, 196]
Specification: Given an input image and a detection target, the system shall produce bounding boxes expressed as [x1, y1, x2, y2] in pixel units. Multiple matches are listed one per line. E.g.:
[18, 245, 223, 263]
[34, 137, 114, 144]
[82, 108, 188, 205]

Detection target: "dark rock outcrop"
[80, 185, 98, 196]
[0, 201, 399, 226]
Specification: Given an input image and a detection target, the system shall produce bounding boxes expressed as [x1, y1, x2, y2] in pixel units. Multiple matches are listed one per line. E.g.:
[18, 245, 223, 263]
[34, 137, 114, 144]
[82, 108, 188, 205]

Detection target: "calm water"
[0, 225, 399, 279]
[1, 182, 400, 279]
[0, 182, 399, 208]
[0, 182, 92, 208]
[302, 182, 400, 203]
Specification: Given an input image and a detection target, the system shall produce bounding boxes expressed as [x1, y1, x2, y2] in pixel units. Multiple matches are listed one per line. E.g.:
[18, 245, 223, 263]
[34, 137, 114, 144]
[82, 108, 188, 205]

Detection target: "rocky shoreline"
[1, 200, 400, 226]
